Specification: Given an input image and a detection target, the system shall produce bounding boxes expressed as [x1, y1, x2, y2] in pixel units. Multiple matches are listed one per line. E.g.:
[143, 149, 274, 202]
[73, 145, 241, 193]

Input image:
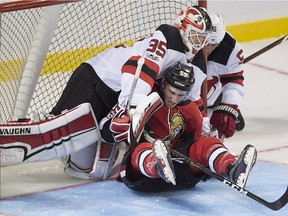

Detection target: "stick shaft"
[169, 148, 288, 211]
[244, 35, 288, 63]
[106, 58, 145, 179]
[125, 57, 145, 113]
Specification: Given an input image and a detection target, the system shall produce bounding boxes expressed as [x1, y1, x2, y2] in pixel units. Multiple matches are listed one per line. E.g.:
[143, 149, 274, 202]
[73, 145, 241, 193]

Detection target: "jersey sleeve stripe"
[220, 71, 244, 86]
[121, 56, 159, 88]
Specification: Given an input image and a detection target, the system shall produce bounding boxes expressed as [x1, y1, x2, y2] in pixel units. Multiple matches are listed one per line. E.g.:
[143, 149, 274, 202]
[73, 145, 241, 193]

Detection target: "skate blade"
[153, 140, 176, 185]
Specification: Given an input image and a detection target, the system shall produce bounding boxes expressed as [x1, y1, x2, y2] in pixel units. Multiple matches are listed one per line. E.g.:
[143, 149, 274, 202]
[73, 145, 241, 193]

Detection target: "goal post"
[0, 0, 82, 122]
[0, 0, 81, 12]
[0, 0, 202, 123]
[11, 4, 63, 120]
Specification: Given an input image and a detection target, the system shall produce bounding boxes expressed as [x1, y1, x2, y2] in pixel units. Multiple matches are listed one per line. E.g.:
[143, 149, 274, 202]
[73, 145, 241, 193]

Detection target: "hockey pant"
[50, 63, 120, 121]
[131, 136, 235, 178]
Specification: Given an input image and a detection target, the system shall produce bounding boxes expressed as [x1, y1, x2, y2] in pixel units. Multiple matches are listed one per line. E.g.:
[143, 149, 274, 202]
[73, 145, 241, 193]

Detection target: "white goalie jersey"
[86, 24, 206, 108]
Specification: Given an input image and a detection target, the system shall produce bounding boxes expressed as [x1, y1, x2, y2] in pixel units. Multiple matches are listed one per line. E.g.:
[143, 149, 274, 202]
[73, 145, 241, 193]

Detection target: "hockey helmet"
[174, 5, 212, 60]
[208, 13, 226, 44]
[164, 62, 195, 91]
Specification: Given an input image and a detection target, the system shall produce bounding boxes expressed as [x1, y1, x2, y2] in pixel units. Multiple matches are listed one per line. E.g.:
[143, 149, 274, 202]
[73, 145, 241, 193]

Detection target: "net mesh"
[0, 0, 198, 123]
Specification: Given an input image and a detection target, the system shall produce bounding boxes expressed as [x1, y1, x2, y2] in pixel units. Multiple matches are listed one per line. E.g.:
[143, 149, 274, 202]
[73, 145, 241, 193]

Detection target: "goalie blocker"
[0, 103, 100, 166]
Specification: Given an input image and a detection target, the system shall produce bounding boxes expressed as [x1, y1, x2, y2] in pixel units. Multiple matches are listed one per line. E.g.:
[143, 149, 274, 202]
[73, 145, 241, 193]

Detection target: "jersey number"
[146, 39, 167, 58]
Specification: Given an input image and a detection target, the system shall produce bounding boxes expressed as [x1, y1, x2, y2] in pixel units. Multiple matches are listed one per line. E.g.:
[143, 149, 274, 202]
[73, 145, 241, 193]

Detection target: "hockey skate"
[228, 144, 257, 188]
[152, 139, 176, 185]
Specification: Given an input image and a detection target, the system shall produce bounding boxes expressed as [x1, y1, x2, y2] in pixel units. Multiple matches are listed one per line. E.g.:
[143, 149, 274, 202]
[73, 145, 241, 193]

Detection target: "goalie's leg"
[64, 140, 119, 180]
[0, 103, 100, 166]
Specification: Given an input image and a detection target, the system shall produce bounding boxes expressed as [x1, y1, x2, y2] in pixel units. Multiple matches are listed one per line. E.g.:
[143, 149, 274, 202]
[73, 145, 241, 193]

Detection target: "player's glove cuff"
[213, 104, 239, 120]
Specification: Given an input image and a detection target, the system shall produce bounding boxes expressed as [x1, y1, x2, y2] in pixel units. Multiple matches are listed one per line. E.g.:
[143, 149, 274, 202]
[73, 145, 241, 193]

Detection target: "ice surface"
[0, 160, 287, 216]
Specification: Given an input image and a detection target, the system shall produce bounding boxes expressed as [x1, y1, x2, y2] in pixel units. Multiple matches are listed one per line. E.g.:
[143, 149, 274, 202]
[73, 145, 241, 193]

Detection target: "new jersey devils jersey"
[207, 32, 245, 107]
[86, 24, 205, 107]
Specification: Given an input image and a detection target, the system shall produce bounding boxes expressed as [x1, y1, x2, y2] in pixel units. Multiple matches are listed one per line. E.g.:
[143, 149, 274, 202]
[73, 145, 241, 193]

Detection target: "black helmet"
[164, 62, 195, 91]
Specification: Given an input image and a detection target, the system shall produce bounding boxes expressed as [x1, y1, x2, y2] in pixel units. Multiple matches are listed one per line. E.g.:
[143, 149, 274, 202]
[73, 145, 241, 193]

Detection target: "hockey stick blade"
[244, 34, 288, 63]
[169, 148, 288, 211]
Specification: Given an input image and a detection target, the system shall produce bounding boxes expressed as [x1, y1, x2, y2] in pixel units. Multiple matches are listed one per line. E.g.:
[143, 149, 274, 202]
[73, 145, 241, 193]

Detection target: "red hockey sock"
[188, 137, 236, 176]
[130, 142, 159, 178]
[208, 144, 236, 175]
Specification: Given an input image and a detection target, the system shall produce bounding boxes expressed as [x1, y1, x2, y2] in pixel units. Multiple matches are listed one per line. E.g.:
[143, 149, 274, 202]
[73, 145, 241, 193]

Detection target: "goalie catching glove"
[99, 103, 131, 143]
[210, 103, 239, 138]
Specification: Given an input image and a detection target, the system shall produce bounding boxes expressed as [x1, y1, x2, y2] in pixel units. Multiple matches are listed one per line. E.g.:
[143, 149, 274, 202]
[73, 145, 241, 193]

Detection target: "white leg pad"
[64, 140, 118, 180]
[0, 103, 100, 166]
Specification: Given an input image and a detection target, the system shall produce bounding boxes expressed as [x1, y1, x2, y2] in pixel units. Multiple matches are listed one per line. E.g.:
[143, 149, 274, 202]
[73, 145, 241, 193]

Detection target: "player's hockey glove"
[210, 103, 239, 138]
[110, 108, 130, 142]
[99, 103, 131, 143]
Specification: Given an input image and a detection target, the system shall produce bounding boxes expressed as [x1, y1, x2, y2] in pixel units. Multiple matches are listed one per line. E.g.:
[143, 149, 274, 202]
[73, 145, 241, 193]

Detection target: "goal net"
[0, 0, 199, 123]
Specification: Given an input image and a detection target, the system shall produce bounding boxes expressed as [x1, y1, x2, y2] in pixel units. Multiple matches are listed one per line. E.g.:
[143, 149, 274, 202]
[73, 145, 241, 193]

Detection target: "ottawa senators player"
[119, 62, 257, 192]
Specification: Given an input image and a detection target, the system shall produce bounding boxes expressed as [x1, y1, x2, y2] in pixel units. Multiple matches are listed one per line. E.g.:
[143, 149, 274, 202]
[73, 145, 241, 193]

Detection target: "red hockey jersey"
[145, 85, 203, 147]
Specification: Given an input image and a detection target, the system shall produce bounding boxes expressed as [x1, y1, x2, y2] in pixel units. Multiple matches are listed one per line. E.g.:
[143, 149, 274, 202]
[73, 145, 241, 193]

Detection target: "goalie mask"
[174, 5, 212, 60]
[208, 13, 226, 44]
[163, 62, 195, 91]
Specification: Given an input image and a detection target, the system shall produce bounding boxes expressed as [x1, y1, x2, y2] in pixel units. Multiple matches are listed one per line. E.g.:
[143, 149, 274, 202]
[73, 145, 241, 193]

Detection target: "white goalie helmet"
[208, 13, 226, 44]
[174, 5, 212, 60]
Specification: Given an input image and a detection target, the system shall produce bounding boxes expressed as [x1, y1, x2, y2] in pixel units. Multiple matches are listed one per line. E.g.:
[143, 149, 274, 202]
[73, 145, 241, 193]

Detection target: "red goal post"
[0, 0, 81, 13]
[0, 0, 204, 123]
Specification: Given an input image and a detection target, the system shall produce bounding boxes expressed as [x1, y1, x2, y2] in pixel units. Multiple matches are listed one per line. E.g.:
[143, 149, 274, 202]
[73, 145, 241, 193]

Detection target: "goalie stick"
[128, 127, 288, 210]
[103, 57, 145, 180]
[125, 57, 145, 114]
[244, 34, 288, 63]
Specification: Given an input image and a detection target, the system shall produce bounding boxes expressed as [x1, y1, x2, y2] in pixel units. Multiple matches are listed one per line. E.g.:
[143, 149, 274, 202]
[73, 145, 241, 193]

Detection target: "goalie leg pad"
[0, 103, 100, 166]
[64, 140, 118, 180]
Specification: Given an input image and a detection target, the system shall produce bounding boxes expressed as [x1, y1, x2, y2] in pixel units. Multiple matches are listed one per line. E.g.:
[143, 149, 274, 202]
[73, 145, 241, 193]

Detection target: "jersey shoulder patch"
[208, 33, 236, 65]
[156, 24, 185, 53]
